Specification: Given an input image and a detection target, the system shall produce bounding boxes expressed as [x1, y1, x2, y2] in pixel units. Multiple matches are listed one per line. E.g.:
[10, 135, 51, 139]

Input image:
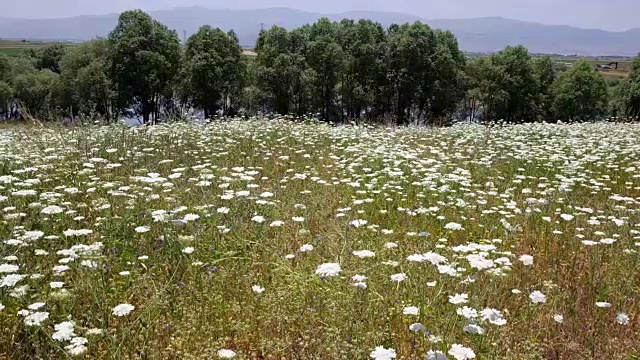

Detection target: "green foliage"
[108, 10, 181, 123]
[611, 54, 640, 119]
[12, 69, 60, 117]
[58, 39, 112, 118]
[184, 26, 245, 118]
[0, 10, 633, 124]
[552, 61, 609, 121]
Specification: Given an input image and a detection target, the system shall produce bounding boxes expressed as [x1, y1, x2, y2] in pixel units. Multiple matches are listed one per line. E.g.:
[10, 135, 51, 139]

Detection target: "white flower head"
[112, 303, 135, 317]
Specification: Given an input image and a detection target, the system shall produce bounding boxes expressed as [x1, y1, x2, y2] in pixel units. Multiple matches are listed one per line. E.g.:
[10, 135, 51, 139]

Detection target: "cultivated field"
[0, 40, 78, 57]
[0, 120, 639, 359]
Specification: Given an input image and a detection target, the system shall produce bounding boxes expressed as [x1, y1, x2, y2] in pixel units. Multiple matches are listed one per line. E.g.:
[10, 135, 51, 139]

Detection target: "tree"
[58, 39, 113, 119]
[255, 26, 297, 115]
[552, 60, 608, 121]
[36, 44, 67, 73]
[108, 10, 181, 123]
[532, 56, 557, 121]
[184, 26, 244, 118]
[0, 81, 12, 119]
[305, 18, 343, 121]
[13, 69, 60, 118]
[488, 46, 540, 123]
[612, 54, 640, 119]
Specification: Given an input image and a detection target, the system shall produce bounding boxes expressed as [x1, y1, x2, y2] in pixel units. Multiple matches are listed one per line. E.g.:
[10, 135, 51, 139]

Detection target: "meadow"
[0, 119, 639, 359]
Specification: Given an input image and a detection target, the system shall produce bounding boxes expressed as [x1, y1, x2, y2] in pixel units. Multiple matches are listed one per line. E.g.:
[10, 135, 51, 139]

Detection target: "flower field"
[0, 119, 639, 359]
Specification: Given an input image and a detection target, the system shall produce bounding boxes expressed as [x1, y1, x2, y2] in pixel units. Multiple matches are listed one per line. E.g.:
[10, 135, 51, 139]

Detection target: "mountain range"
[0, 7, 639, 56]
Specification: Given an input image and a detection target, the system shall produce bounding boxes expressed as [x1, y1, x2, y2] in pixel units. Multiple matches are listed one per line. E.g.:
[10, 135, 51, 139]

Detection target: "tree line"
[0, 9, 639, 124]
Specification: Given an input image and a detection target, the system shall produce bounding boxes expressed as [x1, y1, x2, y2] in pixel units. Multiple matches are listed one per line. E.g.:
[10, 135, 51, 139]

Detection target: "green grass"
[0, 119, 639, 359]
[0, 40, 79, 57]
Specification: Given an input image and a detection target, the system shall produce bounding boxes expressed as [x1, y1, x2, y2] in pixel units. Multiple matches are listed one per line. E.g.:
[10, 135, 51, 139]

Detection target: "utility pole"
[260, 23, 266, 31]
[182, 30, 187, 44]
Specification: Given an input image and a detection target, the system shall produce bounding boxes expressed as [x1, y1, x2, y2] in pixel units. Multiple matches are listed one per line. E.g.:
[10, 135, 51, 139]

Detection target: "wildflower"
[270, 220, 284, 227]
[403, 306, 419, 315]
[24, 312, 49, 326]
[529, 291, 546, 304]
[52, 321, 76, 341]
[0, 264, 19, 273]
[41, 205, 63, 214]
[353, 250, 375, 258]
[457, 306, 478, 319]
[390, 273, 407, 283]
[217, 349, 237, 358]
[518, 254, 534, 266]
[595, 302, 612, 308]
[315, 263, 341, 277]
[251, 215, 265, 223]
[449, 293, 469, 304]
[616, 312, 629, 325]
[370, 346, 396, 360]
[252, 285, 265, 294]
[409, 323, 425, 331]
[112, 303, 135, 317]
[553, 314, 564, 323]
[182, 247, 195, 254]
[464, 323, 485, 335]
[134, 226, 150, 233]
[449, 344, 476, 359]
[481, 308, 507, 325]
[444, 222, 464, 231]
[299, 244, 314, 252]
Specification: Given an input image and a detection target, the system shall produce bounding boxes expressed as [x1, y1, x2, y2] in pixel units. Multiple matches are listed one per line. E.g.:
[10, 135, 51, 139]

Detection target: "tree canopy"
[0, 10, 637, 124]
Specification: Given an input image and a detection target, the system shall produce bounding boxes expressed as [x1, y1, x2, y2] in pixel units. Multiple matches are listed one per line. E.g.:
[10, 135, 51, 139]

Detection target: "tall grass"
[0, 119, 638, 359]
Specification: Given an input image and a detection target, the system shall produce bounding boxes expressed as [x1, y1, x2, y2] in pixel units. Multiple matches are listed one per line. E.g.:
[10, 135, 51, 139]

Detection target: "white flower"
[444, 222, 463, 231]
[353, 282, 367, 289]
[134, 226, 150, 233]
[370, 346, 396, 360]
[349, 219, 368, 228]
[292, 216, 305, 222]
[352, 274, 367, 282]
[560, 214, 574, 221]
[24, 311, 49, 326]
[553, 314, 564, 323]
[409, 323, 425, 331]
[0, 303, 4, 311]
[112, 303, 135, 317]
[352, 250, 375, 258]
[481, 308, 507, 325]
[217, 207, 230, 214]
[27, 302, 46, 310]
[0, 264, 19, 273]
[385, 242, 398, 249]
[390, 273, 407, 283]
[456, 306, 478, 319]
[251, 215, 265, 223]
[270, 220, 284, 227]
[518, 254, 534, 266]
[217, 349, 237, 358]
[617, 312, 629, 325]
[403, 306, 419, 315]
[183, 213, 200, 221]
[315, 263, 341, 277]
[529, 291, 546, 304]
[299, 244, 314, 252]
[449, 293, 469, 304]
[182, 247, 195, 254]
[41, 205, 63, 214]
[52, 321, 76, 341]
[595, 302, 612, 308]
[252, 285, 265, 294]
[463, 323, 485, 335]
[448, 344, 476, 360]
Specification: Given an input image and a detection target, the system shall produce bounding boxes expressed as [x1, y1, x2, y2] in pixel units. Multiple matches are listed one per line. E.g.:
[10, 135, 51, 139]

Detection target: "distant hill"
[0, 7, 639, 56]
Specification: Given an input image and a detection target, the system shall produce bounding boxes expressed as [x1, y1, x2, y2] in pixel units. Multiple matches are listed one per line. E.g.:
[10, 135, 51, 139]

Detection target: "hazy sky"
[4, 0, 638, 31]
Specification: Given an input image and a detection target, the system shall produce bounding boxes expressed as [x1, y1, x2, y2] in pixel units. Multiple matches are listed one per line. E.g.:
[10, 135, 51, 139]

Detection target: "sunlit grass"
[0, 119, 639, 359]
